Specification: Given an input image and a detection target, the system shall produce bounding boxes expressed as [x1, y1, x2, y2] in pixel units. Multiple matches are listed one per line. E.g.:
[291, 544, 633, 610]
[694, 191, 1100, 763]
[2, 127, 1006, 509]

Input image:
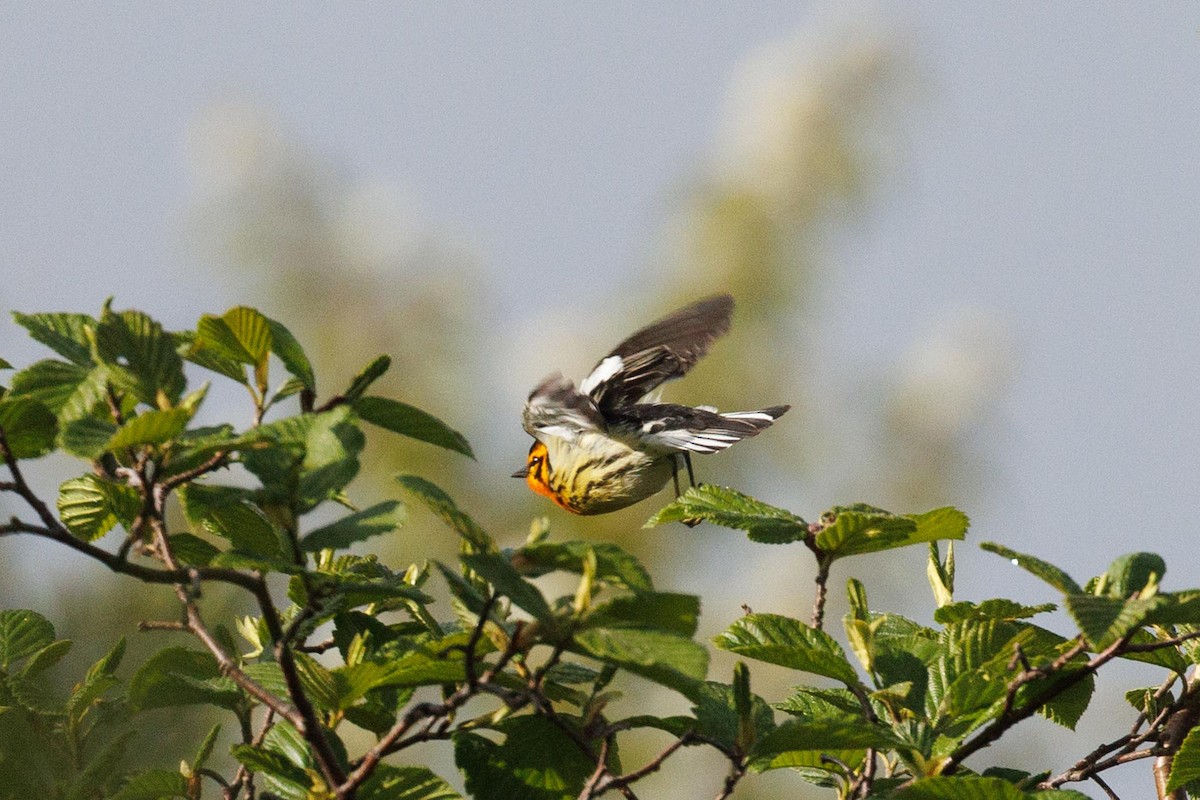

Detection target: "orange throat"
[523, 442, 582, 514]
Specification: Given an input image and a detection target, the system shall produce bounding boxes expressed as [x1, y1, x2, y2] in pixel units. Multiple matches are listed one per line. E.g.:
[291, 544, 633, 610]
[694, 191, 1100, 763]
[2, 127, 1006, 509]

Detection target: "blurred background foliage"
[3, 6, 1181, 799]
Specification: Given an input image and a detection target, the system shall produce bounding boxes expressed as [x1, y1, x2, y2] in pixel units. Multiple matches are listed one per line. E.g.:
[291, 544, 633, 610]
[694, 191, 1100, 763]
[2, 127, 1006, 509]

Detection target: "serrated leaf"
[715, 613, 859, 684]
[980, 542, 1083, 595]
[1100, 552, 1166, 598]
[1064, 593, 1163, 650]
[56, 474, 140, 541]
[0, 396, 57, 459]
[1168, 730, 1200, 793]
[0, 609, 56, 669]
[515, 540, 652, 591]
[94, 307, 186, 405]
[894, 776, 1039, 799]
[354, 395, 473, 458]
[583, 592, 699, 637]
[645, 484, 807, 542]
[128, 647, 230, 710]
[192, 724, 222, 771]
[231, 744, 310, 793]
[455, 715, 596, 800]
[572, 627, 707, 695]
[265, 316, 315, 391]
[110, 769, 189, 800]
[178, 484, 281, 557]
[817, 506, 968, 559]
[359, 764, 462, 800]
[688, 677, 777, 751]
[345, 355, 391, 401]
[18, 638, 72, 678]
[748, 715, 902, 772]
[8, 359, 92, 414]
[460, 552, 552, 621]
[292, 652, 339, 713]
[106, 407, 191, 451]
[775, 686, 864, 717]
[58, 413, 118, 459]
[12, 311, 95, 366]
[196, 307, 271, 366]
[300, 501, 405, 552]
[934, 599, 1058, 625]
[397, 474, 494, 552]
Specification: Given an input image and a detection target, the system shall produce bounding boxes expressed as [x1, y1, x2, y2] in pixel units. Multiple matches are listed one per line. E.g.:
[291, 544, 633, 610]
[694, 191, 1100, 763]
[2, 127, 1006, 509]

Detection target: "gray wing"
[522, 373, 606, 443]
[611, 403, 790, 454]
[580, 294, 735, 415]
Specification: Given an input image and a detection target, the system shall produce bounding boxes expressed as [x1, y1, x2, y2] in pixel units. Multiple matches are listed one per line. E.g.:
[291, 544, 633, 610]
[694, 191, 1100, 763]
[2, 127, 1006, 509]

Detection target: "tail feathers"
[616, 403, 790, 454]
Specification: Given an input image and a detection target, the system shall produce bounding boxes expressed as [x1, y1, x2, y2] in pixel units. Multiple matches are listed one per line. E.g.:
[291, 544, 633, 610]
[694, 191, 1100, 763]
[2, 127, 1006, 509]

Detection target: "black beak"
[511, 467, 529, 478]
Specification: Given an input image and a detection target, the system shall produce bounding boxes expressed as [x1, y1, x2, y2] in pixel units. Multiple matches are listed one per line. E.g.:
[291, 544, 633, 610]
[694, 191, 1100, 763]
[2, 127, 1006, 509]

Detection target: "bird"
[515, 294, 789, 515]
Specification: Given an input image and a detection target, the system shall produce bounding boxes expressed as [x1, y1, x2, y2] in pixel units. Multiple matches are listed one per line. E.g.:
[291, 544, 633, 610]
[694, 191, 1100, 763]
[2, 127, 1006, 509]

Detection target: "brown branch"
[803, 525, 832, 630]
[943, 634, 1128, 774]
[587, 732, 694, 797]
[338, 618, 528, 797]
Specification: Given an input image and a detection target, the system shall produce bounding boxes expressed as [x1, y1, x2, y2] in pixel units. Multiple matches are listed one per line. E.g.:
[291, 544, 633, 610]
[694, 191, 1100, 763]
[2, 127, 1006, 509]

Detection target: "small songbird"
[515, 294, 789, 515]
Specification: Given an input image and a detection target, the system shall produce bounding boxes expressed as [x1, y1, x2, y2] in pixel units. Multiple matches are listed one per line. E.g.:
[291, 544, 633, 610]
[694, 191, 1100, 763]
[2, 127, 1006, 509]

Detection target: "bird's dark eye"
[530, 456, 542, 466]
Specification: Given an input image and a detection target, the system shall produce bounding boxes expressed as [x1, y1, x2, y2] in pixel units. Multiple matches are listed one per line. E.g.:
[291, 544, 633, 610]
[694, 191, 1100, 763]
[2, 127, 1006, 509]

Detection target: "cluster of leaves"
[3, 303, 1200, 800]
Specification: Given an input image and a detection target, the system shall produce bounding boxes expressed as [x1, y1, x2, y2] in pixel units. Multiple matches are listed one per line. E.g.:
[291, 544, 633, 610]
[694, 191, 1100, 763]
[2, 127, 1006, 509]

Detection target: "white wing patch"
[579, 355, 624, 396]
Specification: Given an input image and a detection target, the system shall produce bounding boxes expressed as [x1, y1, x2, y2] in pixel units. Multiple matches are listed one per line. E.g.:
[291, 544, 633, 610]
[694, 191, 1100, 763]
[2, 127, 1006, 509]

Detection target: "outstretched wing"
[521, 373, 606, 443]
[580, 294, 735, 414]
[612, 403, 790, 454]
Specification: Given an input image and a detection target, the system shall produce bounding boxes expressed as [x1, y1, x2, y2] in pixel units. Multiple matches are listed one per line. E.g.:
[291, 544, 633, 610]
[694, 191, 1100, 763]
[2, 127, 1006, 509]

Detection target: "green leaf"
[8, 359, 92, 414]
[192, 724, 222, 771]
[196, 307, 272, 366]
[106, 407, 192, 451]
[460, 552, 553, 621]
[515, 540, 652, 591]
[354, 395, 473, 458]
[715, 614, 859, 685]
[572, 627, 707, 695]
[12, 311, 95, 366]
[231, 744, 310, 795]
[455, 715, 596, 800]
[344, 354, 391, 401]
[644, 484, 807, 543]
[19, 638, 72, 678]
[167, 533, 220, 566]
[816, 506, 968, 559]
[894, 776, 1045, 800]
[775, 686, 863, 718]
[980, 542, 1083, 595]
[0, 396, 57, 459]
[94, 307, 186, 405]
[934, 599, 1057, 625]
[1167, 726, 1200, 792]
[110, 770, 189, 800]
[266, 316, 316, 391]
[1064, 593, 1163, 650]
[56, 474, 140, 542]
[178, 484, 281, 557]
[0, 610, 56, 669]
[583, 592, 700, 637]
[359, 765, 463, 800]
[397, 474, 494, 552]
[689, 677, 777, 751]
[748, 715, 903, 772]
[300, 501, 405, 552]
[127, 647, 231, 710]
[58, 413, 118, 459]
[1099, 552, 1166, 598]
[292, 652, 339, 713]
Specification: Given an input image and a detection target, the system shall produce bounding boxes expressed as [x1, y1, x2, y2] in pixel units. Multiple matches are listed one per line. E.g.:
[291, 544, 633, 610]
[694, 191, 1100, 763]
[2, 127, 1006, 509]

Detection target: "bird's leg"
[672, 455, 683, 498]
[683, 452, 696, 488]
